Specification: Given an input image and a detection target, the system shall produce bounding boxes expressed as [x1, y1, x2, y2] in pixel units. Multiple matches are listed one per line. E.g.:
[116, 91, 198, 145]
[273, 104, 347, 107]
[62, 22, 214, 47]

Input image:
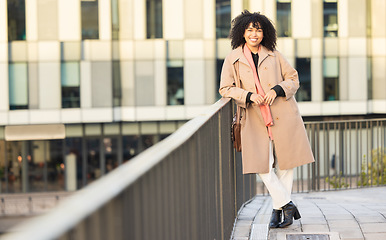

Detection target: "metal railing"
[2, 98, 256, 240]
[257, 118, 386, 194]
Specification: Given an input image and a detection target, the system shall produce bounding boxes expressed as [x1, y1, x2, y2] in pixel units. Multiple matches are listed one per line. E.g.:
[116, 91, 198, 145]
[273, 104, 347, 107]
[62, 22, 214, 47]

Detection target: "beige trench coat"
[219, 45, 315, 174]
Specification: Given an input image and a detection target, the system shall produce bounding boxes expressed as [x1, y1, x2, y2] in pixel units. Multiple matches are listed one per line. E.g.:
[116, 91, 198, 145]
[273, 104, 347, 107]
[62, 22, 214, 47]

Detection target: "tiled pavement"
[232, 187, 386, 240]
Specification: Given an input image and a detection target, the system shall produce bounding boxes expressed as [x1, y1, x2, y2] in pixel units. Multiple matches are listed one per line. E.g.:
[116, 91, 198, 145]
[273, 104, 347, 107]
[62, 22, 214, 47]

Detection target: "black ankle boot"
[269, 209, 282, 228]
[278, 201, 301, 228]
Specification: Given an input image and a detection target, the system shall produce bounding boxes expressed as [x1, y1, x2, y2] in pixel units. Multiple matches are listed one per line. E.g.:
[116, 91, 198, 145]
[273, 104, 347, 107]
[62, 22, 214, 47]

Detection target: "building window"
[324, 0, 338, 37]
[65, 137, 83, 189]
[103, 137, 119, 173]
[367, 57, 372, 100]
[28, 140, 64, 192]
[112, 61, 121, 107]
[111, 0, 119, 40]
[216, 59, 224, 100]
[9, 63, 28, 110]
[216, 0, 231, 38]
[5, 141, 24, 193]
[61, 62, 80, 108]
[146, 0, 163, 39]
[276, 0, 292, 37]
[123, 135, 140, 162]
[81, 0, 99, 40]
[323, 57, 339, 101]
[167, 60, 184, 105]
[295, 58, 311, 102]
[86, 138, 101, 184]
[7, 0, 26, 41]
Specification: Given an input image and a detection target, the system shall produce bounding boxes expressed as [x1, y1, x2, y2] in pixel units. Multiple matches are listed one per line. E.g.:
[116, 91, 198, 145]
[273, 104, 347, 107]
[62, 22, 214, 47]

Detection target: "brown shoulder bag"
[231, 61, 242, 152]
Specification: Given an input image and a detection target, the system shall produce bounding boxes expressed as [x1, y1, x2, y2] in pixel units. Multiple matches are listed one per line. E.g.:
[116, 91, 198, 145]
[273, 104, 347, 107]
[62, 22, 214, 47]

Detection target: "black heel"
[269, 209, 282, 228]
[278, 201, 300, 228]
[294, 207, 301, 220]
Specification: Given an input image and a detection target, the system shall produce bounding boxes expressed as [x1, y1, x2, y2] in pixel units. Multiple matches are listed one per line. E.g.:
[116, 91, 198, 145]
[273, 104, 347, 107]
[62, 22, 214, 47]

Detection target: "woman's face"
[243, 22, 263, 52]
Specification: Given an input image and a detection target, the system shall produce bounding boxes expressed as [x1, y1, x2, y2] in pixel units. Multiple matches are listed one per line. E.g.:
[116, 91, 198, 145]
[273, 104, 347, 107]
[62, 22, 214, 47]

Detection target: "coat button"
[276, 117, 279, 120]
[268, 83, 271, 87]
[264, 67, 267, 70]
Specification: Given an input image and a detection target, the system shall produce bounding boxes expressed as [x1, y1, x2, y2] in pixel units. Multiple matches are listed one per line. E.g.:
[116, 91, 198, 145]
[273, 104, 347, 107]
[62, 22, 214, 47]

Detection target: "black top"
[246, 52, 285, 104]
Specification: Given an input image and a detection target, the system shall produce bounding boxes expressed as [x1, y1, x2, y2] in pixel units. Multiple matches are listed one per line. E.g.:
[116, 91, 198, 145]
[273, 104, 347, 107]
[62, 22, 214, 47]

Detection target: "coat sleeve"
[219, 55, 249, 108]
[276, 51, 300, 100]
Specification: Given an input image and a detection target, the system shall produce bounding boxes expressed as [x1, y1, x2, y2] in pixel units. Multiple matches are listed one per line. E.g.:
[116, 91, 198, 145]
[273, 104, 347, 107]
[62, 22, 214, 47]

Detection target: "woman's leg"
[276, 168, 294, 196]
[258, 141, 291, 210]
[273, 141, 294, 195]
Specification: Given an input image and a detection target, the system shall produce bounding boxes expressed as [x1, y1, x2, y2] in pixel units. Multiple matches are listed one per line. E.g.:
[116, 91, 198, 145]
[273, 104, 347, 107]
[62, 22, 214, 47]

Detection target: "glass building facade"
[1, 0, 386, 195]
[0, 121, 185, 193]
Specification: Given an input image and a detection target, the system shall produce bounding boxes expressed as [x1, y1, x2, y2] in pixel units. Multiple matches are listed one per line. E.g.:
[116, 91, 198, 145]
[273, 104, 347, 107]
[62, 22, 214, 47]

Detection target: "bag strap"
[234, 60, 241, 124]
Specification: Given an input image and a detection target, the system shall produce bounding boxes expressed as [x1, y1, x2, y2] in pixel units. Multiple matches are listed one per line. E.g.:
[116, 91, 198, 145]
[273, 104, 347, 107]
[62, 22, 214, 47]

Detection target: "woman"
[219, 10, 315, 228]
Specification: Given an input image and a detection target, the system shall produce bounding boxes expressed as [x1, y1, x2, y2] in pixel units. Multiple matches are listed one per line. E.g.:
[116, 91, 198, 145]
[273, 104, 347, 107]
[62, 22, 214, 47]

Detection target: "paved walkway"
[232, 187, 386, 240]
[0, 192, 71, 234]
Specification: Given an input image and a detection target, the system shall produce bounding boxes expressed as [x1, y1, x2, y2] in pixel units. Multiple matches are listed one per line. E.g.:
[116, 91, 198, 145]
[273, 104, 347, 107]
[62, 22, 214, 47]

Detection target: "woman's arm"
[276, 51, 300, 101]
[219, 56, 249, 108]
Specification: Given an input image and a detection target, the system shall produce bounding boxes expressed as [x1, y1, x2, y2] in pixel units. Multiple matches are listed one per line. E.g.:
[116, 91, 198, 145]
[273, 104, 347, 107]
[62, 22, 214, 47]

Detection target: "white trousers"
[258, 141, 294, 210]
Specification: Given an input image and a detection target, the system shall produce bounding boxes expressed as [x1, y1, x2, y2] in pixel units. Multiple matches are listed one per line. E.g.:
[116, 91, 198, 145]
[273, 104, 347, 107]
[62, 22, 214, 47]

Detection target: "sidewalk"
[231, 187, 386, 240]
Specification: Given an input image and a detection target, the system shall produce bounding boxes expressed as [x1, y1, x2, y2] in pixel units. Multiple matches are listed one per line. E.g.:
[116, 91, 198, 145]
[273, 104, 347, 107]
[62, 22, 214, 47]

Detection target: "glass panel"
[135, 61, 155, 106]
[46, 140, 64, 191]
[7, 0, 26, 41]
[65, 138, 83, 189]
[61, 62, 80, 87]
[113, 61, 122, 107]
[61, 62, 80, 108]
[29, 141, 45, 192]
[0, 126, 4, 140]
[167, 60, 184, 105]
[9, 63, 28, 110]
[295, 58, 311, 102]
[104, 123, 120, 135]
[216, 0, 231, 38]
[160, 134, 170, 141]
[27, 140, 64, 192]
[367, 57, 372, 100]
[366, 0, 371, 37]
[324, 57, 339, 101]
[6, 142, 23, 193]
[92, 61, 113, 107]
[140, 122, 158, 134]
[65, 125, 83, 137]
[323, 1, 338, 37]
[146, 0, 163, 39]
[85, 124, 102, 136]
[111, 0, 119, 40]
[123, 135, 140, 162]
[277, 1, 292, 37]
[81, 0, 99, 40]
[104, 137, 118, 173]
[62, 87, 80, 108]
[216, 59, 224, 100]
[141, 135, 157, 151]
[323, 57, 339, 77]
[0, 141, 5, 193]
[122, 123, 140, 135]
[159, 122, 176, 134]
[86, 138, 101, 184]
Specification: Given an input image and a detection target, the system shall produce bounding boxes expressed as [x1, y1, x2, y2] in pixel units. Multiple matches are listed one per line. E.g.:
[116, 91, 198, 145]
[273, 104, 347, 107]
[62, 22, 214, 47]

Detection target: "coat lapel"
[258, 46, 274, 67]
[231, 46, 250, 68]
